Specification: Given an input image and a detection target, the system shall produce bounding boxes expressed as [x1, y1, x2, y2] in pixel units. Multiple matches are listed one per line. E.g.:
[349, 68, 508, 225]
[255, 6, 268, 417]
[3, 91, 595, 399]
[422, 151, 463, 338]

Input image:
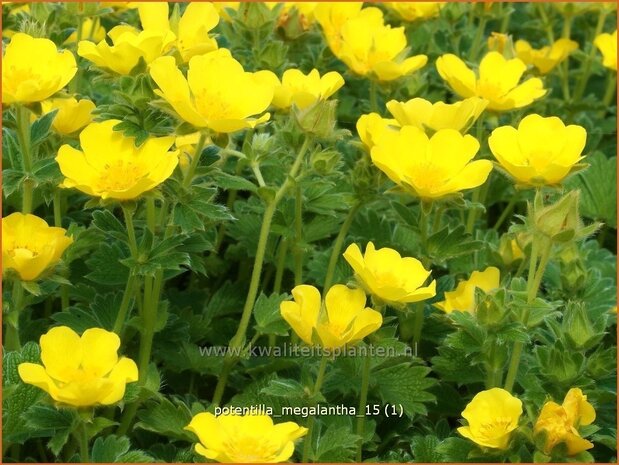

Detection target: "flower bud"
[563, 302, 606, 350]
[295, 100, 338, 138]
[558, 244, 587, 293]
[534, 191, 580, 243]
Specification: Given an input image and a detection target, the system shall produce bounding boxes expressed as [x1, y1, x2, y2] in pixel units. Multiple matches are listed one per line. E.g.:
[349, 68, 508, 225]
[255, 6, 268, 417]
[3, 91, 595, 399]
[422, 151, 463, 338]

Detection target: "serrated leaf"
[374, 363, 436, 418]
[134, 398, 194, 441]
[30, 109, 58, 146]
[253, 292, 289, 336]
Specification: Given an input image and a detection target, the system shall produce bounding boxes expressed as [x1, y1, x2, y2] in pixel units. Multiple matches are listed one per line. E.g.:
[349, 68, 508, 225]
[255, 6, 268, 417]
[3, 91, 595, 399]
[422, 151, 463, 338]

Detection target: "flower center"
[9, 247, 38, 260]
[96, 160, 146, 192]
[224, 436, 280, 462]
[478, 417, 512, 439]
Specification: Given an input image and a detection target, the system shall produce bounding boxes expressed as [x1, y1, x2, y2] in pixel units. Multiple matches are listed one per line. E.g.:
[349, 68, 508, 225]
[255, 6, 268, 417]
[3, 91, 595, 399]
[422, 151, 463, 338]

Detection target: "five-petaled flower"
[280, 284, 382, 349]
[436, 51, 546, 111]
[458, 388, 523, 449]
[18, 326, 138, 407]
[435, 267, 500, 314]
[186, 412, 307, 463]
[2, 213, 73, 281]
[489, 114, 587, 187]
[56, 120, 179, 200]
[343, 242, 436, 307]
[2, 33, 77, 104]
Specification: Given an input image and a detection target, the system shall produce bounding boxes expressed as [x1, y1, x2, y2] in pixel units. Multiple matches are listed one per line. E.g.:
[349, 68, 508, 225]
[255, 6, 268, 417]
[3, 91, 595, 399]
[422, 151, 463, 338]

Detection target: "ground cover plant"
[1, 1, 617, 463]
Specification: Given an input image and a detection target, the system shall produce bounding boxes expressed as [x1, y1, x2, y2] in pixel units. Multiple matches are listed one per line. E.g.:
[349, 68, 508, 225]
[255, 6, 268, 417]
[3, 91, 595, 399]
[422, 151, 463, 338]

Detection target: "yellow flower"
[534, 388, 596, 456]
[134, 2, 219, 62]
[2, 213, 73, 281]
[371, 126, 492, 200]
[186, 412, 307, 463]
[18, 326, 138, 407]
[356, 113, 399, 151]
[2, 33, 77, 104]
[594, 30, 617, 71]
[343, 242, 436, 307]
[435, 267, 500, 314]
[498, 237, 525, 266]
[458, 388, 523, 449]
[280, 284, 382, 349]
[487, 32, 510, 54]
[488, 114, 587, 187]
[77, 25, 175, 75]
[213, 2, 240, 21]
[64, 17, 107, 44]
[515, 39, 578, 74]
[149, 49, 274, 133]
[314, 2, 364, 50]
[270, 68, 344, 110]
[331, 7, 428, 81]
[385, 2, 444, 21]
[436, 51, 546, 111]
[41, 97, 95, 135]
[386, 97, 487, 134]
[56, 120, 179, 200]
[278, 2, 319, 29]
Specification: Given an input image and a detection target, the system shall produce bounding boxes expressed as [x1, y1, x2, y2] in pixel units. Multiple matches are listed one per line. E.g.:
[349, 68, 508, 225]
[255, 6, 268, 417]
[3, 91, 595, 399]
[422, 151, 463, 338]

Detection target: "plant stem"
[182, 133, 207, 189]
[302, 356, 330, 463]
[573, 9, 609, 100]
[355, 352, 372, 462]
[560, 14, 573, 101]
[369, 80, 379, 113]
[504, 198, 552, 392]
[411, 203, 431, 347]
[294, 185, 304, 285]
[251, 163, 266, 188]
[5, 281, 24, 351]
[121, 205, 139, 258]
[469, 12, 487, 62]
[75, 419, 89, 462]
[69, 12, 84, 94]
[273, 238, 288, 294]
[112, 274, 136, 335]
[53, 190, 71, 310]
[16, 105, 34, 214]
[492, 196, 518, 231]
[602, 73, 617, 109]
[323, 202, 361, 291]
[211, 135, 312, 406]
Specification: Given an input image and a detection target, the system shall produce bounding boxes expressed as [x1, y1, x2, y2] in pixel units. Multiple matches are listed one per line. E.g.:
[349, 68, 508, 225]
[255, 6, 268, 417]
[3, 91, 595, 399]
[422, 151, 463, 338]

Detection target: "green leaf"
[86, 242, 130, 285]
[134, 397, 194, 441]
[30, 109, 58, 147]
[310, 423, 361, 462]
[412, 435, 442, 462]
[260, 378, 306, 399]
[253, 292, 289, 336]
[210, 170, 258, 192]
[374, 362, 436, 418]
[427, 225, 484, 262]
[567, 152, 616, 227]
[91, 209, 129, 242]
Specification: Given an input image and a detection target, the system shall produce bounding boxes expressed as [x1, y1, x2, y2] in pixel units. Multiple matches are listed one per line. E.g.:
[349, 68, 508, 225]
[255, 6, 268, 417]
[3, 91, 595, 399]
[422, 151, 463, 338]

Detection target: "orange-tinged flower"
[2, 213, 73, 281]
[56, 120, 179, 200]
[149, 49, 274, 133]
[18, 326, 138, 407]
[534, 388, 596, 456]
[436, 51, 546, 111]
[2, 33, 77, 104]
